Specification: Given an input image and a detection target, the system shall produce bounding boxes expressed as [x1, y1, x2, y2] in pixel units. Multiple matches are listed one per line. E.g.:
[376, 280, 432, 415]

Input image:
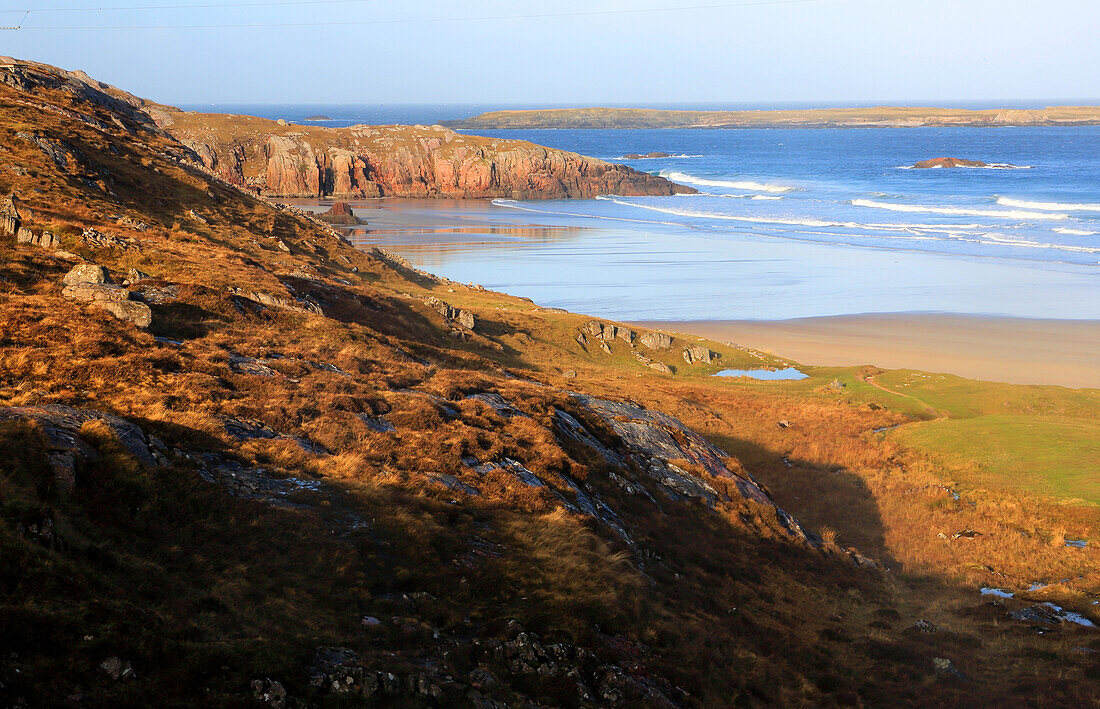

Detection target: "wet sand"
[287, 200, 1100, 389]
[633, 314, 1100, 389]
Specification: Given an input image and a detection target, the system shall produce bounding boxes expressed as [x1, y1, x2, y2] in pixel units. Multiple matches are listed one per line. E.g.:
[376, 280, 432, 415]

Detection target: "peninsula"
[444, 105, 1100, 130]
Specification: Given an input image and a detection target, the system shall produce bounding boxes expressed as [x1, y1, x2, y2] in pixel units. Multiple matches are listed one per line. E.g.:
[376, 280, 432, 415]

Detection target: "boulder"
[932, 657, 966, 681]
[639, 332, 672, 349]
[62, 263, 111, 285]
[235, 289, 323, 315]
[648, 361, 672, 374]
[62, 282, 131, 303]
[92, 300, 153, 328]
[16, 227, 33, 244]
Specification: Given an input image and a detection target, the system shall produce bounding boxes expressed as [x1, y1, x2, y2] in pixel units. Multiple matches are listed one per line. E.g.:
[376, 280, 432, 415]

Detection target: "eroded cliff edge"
[164, 112, 694, 199]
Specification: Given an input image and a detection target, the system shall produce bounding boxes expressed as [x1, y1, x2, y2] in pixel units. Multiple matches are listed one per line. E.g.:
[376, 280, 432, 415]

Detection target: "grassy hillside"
[1, 59, 1098, 707]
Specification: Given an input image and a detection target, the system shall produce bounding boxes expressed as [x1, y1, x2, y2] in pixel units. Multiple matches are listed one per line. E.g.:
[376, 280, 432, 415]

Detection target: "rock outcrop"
[0, 404, 155, 494]
[1, 194, 24, 238]
[682, 344, 718, 365]
[425, 296, 476, 330]
[168, 114, 695, 200]
[61, 264, 153, 327]
[639, 332, 673, 350]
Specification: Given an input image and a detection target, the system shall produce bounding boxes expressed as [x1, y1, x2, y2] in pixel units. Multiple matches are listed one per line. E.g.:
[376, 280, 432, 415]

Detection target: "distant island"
[444, 105, 1100, 130]
[305, 114, 333, 121]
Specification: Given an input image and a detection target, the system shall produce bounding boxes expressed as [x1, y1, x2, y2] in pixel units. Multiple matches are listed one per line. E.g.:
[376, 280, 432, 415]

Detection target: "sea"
[189, 103, 1100, 321]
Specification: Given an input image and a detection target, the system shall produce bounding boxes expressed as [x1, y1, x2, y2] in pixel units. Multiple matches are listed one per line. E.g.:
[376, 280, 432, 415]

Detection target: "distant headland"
[444, 105, 1100, 130]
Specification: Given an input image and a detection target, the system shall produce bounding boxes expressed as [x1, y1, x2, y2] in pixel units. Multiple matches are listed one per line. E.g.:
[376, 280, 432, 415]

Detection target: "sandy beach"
[634, 314, 1100, 389]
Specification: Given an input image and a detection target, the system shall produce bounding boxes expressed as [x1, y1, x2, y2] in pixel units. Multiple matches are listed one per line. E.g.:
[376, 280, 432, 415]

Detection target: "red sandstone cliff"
[165, 113, 694, 199]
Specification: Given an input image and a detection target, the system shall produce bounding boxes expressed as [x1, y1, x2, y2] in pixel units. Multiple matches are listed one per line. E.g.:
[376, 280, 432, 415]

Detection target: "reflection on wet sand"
[280, 198, 589, 268]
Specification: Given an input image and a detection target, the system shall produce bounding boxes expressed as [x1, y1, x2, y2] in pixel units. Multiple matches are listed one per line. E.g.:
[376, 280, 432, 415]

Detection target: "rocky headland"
[162, 112, 693, 200]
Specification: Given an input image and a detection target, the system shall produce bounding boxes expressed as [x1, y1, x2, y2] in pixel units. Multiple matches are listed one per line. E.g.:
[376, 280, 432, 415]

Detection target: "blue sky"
[2, 0, 1098, 105]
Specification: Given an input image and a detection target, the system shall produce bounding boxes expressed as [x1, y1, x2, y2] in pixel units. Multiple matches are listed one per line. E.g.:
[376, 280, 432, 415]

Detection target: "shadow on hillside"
[708, 432, 901, 571]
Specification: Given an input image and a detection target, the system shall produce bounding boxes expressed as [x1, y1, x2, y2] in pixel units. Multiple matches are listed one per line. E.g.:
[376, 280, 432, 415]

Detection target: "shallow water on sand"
[301, 198, 1099, 322]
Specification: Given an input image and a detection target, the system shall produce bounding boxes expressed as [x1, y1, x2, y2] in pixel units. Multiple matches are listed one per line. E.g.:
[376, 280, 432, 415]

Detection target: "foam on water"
[997, 197, 1100, 212]
[1054, 227, 1099, 236]
[597, 197, 857, 228]
[660, 170, 795, 193]
[852, 198, 1069, 221]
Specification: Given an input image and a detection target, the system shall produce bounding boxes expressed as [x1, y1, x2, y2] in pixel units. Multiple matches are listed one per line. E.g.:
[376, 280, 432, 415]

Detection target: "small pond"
[715, 367, 808, 381]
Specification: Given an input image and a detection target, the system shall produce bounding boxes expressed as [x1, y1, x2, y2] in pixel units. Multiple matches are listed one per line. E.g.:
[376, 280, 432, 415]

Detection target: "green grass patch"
[891, 414, 1100, 505]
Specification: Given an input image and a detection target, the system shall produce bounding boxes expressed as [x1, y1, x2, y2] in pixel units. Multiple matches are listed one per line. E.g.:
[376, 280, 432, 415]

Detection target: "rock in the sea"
[912, 157, 988, 169]
[639, 332, 672, 349]
[622, 152, 671, 159]
[318, 201, 363, 226]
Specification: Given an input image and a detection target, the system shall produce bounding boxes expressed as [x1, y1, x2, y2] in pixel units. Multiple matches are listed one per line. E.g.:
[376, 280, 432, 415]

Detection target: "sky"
[1, 0, 1098, 106]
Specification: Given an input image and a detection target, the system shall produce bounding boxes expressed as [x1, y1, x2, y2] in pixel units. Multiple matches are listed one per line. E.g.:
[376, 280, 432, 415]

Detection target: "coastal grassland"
[893, 415, 1100, 505]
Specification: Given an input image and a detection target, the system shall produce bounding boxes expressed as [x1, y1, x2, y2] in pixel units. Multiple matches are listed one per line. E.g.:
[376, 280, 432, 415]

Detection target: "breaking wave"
[851, 199, 1068, 221]
[896, 163, 1031, 170]
[659, 170, 795, 193]
[997, 197, 1100, 212]
[1053, 227, 1099, 236]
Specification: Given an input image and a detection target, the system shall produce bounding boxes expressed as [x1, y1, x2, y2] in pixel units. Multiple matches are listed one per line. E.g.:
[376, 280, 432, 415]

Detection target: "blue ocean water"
[195, 103, 1099, 320]
[478, 127, 1100, 267]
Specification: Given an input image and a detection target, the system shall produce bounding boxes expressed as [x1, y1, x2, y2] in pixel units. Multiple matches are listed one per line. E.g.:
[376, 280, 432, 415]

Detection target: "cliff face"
[166, 113, 695, 199]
